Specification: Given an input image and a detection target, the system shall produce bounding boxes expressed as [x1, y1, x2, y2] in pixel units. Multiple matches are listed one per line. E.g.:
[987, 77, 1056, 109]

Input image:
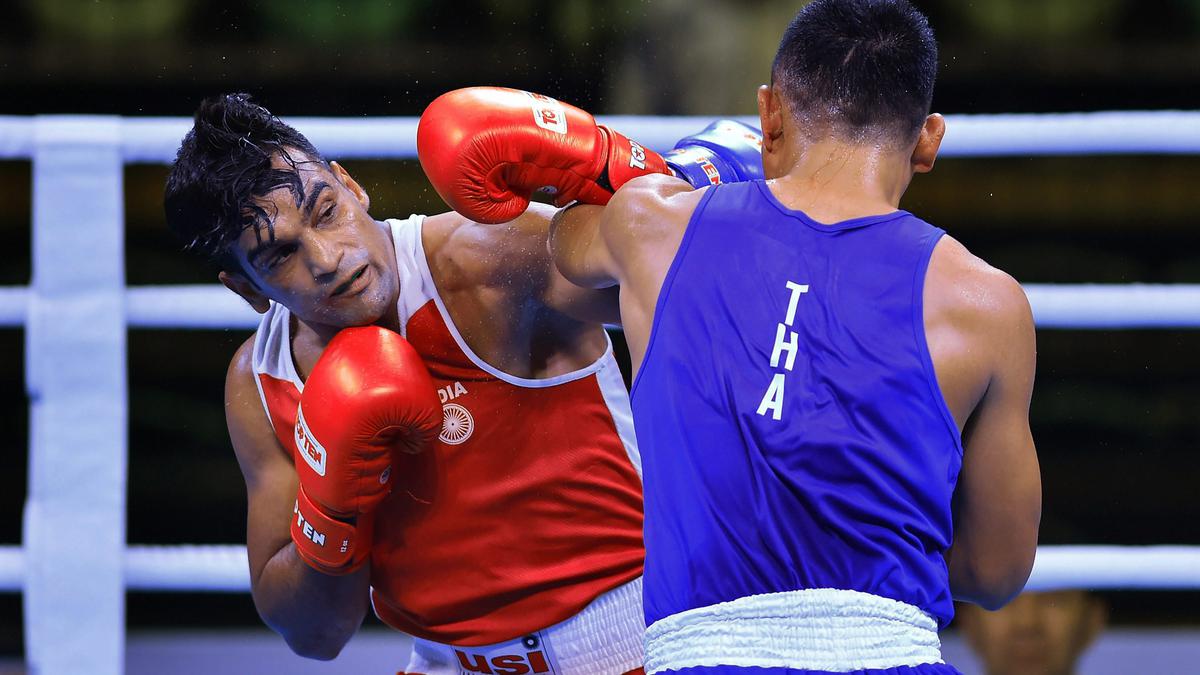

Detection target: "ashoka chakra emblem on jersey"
[439, 403, 474, 445]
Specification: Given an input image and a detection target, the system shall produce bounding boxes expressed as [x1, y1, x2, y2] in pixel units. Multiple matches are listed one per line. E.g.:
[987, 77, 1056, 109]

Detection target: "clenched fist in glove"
[291, 326, 442, 575]
[417, 86, 763, 225]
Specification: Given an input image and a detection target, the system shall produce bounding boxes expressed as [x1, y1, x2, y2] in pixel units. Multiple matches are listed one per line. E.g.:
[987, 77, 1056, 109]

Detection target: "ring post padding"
[23, 116, 126, 675]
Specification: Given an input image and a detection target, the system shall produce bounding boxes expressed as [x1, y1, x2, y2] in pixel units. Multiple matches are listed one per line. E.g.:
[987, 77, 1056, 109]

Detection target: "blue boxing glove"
[665, 120, 764, 188]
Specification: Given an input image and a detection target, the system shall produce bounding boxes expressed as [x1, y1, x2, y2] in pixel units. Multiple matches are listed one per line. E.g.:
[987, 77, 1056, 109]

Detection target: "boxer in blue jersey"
[420, 1, 1041, 672]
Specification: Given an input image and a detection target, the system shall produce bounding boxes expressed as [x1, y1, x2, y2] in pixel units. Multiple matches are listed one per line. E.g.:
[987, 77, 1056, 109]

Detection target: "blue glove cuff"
[665, 120, 764, 188]
[665, 146, 737, 188]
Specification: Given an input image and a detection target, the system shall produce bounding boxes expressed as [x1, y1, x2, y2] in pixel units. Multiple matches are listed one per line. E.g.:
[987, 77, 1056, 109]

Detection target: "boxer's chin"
[334, 292, 389, 328]
[306, 295, 381, 330]
[359, 263, 401, 323]
[327, 265, 391, 325]
[357, 283, 394, 325]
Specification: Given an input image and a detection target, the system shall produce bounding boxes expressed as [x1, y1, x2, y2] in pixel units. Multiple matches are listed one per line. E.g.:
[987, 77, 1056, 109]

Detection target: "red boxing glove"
[290, 326, 442, 574]
[417, 86, 672, 224]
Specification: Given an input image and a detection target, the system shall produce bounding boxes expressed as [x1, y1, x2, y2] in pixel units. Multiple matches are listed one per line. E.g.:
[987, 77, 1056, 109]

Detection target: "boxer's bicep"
[225, 338, 297, 588]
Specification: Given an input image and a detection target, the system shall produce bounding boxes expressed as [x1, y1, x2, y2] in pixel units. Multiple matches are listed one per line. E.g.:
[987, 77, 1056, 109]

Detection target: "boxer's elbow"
[280, 621, 356, 660]
[250, 548, 371, 660]
[948, 542, 1035, 610]
[947, 461, 1041, 610]
[951, 567, 1026, 611]
[255, 590, 361, 660]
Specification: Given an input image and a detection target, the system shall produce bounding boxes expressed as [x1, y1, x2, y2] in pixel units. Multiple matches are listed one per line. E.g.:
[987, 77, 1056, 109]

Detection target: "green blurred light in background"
[25, 0, 195, 41]
[258, 0, 429, 42]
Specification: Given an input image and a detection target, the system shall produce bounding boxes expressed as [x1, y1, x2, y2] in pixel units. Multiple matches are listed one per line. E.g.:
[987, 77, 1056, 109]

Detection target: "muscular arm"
[225, 338, 370, 659]
[549, 175, 701, 367]
[942, 267, 1042, 610]
[549, 175, 695, 289]
[508, 202, 623, 325]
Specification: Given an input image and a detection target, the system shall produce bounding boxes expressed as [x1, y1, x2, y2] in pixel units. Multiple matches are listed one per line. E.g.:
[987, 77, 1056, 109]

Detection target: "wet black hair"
[771, 0, 937, 146]
[163, 93, 328, 273]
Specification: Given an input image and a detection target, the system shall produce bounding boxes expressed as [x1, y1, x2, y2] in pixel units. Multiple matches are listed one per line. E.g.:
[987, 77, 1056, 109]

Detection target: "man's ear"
[912, 113, 946, 174]
[330, 161, 370, 212]
[757, 84, 785, 154]
[757, 84, 788, 178]
[220, 271, 271, 314]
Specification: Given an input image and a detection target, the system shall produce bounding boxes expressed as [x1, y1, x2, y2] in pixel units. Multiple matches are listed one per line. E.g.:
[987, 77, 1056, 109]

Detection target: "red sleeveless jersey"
[252, 216, 645, 646]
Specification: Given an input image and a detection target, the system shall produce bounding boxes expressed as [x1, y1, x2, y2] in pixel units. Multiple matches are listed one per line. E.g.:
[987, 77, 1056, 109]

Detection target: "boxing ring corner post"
[24, 116, 127, 675]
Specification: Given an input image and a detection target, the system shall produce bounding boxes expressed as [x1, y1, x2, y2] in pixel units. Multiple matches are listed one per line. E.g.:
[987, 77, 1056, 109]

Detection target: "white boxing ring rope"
[2, 283, 1200, 330]
[7, 544, 1200, 595]
[1, 111, 1199, 675]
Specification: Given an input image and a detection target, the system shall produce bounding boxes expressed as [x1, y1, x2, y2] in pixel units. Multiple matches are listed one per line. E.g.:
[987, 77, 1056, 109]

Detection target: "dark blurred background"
[1, 0, 1199, 661]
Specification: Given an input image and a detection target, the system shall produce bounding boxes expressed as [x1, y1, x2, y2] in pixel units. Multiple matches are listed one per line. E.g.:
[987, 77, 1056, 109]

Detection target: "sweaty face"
[230, 153, 399, 331]
[960, 591, 1105, 675]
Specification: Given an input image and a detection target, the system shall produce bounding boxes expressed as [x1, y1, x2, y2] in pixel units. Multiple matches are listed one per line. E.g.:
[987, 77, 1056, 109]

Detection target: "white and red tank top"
[252, 215, 645, 646]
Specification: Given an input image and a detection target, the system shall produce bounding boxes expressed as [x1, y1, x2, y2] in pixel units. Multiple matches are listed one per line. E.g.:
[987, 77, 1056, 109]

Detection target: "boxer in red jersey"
[164, 93, 647, 674]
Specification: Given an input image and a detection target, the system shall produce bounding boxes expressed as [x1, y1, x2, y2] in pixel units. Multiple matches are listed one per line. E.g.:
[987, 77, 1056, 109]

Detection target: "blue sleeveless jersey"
[632, 180, 963, 630]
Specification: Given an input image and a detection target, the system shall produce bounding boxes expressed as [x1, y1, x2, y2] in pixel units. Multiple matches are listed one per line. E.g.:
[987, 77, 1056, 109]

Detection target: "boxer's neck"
[766, 138, 913, 224]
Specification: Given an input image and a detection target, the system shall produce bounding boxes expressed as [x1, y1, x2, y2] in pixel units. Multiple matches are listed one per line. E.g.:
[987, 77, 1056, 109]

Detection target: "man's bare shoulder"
[928, 235, 1033, 334]
[611, 174, 706, 234]
[226, 333, 258, 392]
[424, 204, 557, 291]
[224, 331, 294, 474]
[587, 174, 706, 265]
[421, 210, 493, 289]
[224, 333, 267, 444]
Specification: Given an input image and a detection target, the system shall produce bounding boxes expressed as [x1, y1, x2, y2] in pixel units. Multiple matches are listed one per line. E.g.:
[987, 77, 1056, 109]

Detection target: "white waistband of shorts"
[411, 576, 645, 674]
[645, 588, 943, 674]
[549, 575, 645, 673]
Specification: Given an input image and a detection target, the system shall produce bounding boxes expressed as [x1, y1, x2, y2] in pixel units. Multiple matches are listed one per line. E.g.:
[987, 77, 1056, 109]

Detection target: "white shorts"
[402, 577, 645, 675]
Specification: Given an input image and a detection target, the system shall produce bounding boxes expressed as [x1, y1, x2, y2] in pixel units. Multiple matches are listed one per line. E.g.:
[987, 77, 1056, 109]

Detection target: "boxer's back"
[632, 180, 961, 629]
